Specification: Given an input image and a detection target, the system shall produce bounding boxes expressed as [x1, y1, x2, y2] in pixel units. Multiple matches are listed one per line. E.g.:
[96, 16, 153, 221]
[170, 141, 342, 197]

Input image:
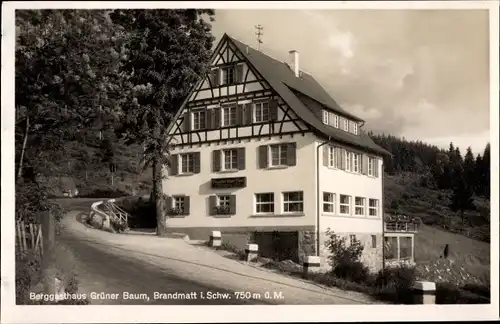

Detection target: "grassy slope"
[384, 173, 490, 285]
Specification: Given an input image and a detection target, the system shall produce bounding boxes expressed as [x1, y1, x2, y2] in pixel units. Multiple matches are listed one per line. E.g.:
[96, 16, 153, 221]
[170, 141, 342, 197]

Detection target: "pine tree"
[463, 147, 476, 191]
[449, 162, 475, 225]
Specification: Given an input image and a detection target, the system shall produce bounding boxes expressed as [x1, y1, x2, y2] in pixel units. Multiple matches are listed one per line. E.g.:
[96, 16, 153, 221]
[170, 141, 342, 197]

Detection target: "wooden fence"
[16, 219, 43, 257]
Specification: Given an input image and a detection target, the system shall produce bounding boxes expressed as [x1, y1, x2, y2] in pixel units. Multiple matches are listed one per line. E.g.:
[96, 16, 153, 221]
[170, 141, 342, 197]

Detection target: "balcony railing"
[384, 214, 421, 233]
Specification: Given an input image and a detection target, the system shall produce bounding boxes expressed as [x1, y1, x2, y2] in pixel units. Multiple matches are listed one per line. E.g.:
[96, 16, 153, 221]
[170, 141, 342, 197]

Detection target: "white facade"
[164, 133, 317, 229]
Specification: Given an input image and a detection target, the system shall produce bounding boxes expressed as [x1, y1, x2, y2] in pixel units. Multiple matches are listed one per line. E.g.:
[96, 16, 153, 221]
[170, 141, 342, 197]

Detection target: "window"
[322, 110, 329, 124]
[283, 191, 303, 213]
[399, 236, 413, 260]
[255, 193, 274, 214]
[369, 199, 378, 217]
[352, 153, 361, 173]
[254, 101, 270, 123]
[222, 149, 238, 170]
[352, 122, 358, 135]
[371, 235, 377, 248]
[368, 157, 375, 176]
[343, 118, 349, 131]
[384, 236, 414, 261]
[339, 195, 350, 215]
[328, 112, 335, 127]
[222, 105, 237, 126]
[333, 114, 339, 128]
[270, 144, 288, 166]
[172, 196, 185, 213]
[217, 195, 231, 208]
[328, 146, 341, 168]
[354, 197, 365, 216]
[384, 237, 398, 260]
[323, 192, 335, 213]
[349, 234, 356, 245]
[345, 151, 352, 172]
[192, 110, 206, 130]
[180, 153, 195, 174]
[221, 66, 235, 85]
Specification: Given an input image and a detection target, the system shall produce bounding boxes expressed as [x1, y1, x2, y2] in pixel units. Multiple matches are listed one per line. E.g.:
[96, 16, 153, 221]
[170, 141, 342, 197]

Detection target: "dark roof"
[227, 34, 391, 157]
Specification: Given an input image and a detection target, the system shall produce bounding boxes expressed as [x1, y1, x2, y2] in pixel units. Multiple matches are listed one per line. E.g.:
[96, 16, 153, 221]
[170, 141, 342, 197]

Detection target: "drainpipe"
[381, 163, 386, 271]
[316, 136, 331, 256]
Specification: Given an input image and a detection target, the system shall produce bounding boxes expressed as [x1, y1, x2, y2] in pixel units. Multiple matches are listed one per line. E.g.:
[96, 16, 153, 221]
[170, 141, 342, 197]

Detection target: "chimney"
[289, 50, 300, 77]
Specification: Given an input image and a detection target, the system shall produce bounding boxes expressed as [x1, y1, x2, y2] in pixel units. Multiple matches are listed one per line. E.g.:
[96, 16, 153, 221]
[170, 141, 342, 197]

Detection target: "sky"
[210, 9, 491, 155]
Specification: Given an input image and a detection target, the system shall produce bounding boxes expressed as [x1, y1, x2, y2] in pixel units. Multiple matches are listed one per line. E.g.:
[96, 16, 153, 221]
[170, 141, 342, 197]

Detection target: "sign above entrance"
[211, 177, 247, 189]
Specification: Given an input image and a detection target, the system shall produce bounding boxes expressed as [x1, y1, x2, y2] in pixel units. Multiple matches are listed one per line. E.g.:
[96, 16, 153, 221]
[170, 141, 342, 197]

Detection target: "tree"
[15, 10, 128, 226]
[109, 9, 216, 235]
[463, 147, 476, 190]
[15, 10, 128, 182]
[449, 163, 475, 225]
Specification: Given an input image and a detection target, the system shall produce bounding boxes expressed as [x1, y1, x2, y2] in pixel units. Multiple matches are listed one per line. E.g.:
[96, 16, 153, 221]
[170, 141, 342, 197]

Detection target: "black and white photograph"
[1, 1, 499, 323]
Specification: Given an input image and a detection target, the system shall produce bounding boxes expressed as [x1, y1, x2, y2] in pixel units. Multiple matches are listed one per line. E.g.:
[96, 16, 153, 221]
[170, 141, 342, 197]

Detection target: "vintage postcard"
[1, 1, 498, 323]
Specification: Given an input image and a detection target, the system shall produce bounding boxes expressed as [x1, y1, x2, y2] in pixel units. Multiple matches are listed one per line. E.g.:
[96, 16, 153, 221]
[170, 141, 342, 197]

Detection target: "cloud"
[211, 9, 490, 151]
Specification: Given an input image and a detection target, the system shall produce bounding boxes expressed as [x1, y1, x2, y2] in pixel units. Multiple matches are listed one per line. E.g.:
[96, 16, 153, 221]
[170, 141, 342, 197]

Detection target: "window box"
[209, 194, 236, 216]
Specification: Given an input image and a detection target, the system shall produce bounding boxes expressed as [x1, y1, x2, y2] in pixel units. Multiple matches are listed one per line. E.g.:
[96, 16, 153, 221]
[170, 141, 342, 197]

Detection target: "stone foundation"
[167, 226, 314, 260]
[298, 231, 317, 264]
[318, 231, 383, 273]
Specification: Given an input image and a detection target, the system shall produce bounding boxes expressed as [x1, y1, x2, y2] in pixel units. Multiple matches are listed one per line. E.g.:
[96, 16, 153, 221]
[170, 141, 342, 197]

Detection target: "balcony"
[384, 214, 421, 233]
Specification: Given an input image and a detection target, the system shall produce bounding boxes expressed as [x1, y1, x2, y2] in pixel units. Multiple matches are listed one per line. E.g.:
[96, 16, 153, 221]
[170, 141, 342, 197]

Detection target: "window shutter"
[209, 195, 217, 215]
[214, 107, 221, 128]
[236, 104, 244, 126]
[183, 196, 190, 215]
[335, 147, 341, 168]
[237, 148, 246, 170]
[229, 195, 237, 215]
[269, 99, 278, 121]
[236, 64, 244, 83]
[374, 158, 379, 178]
[340, 149, 346, 170]
[170, 155, 178, 175]
[362, 154, 368, 175]
[258, 145, 268, 169]
[205, 109, 212, 129]
[166, 196, 173, 214]
[212, 150, 221, 172]
[287, 142, 297, 166]
[245, 103, 253, 125]
[193, 152, 201, 174]
[212, 69, 220, 86]
[323, 145, 329, 167]
[182, 112, 191, 132]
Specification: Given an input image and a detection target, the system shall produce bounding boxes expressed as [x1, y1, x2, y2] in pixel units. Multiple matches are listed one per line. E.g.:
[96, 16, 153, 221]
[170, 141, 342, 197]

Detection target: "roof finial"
[255, 25, 264, 51]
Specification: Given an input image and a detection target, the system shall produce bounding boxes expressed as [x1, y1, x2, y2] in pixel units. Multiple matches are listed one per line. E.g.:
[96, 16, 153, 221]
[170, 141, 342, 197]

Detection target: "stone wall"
[318, 231, 383, 273]
[298, 231, 317, 264]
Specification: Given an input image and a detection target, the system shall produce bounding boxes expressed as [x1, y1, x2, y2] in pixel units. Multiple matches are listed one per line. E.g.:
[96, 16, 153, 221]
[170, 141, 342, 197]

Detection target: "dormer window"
[352, 122, 358, 135]
[343, 118, 349, 132]
[322, 110, 339, 128]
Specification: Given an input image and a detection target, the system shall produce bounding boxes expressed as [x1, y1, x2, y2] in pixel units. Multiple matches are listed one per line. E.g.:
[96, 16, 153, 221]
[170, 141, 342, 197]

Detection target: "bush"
[373, 265, 416, 304]
[120, 196, 157, 229]
[16, 251, 42, 304]
[324, 229, 371, 283]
